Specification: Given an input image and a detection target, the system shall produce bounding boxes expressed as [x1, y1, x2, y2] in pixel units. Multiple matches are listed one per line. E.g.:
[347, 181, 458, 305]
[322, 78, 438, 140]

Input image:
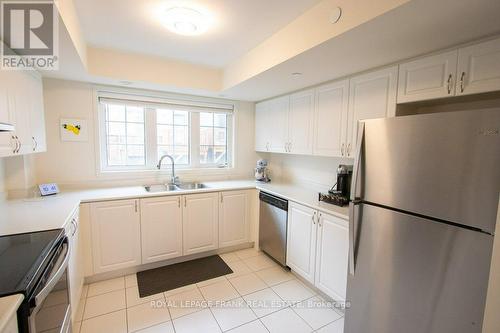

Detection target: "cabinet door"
[141, 196, 183, 264]
[255, 100, 270, 152]
[0, 45, 16, 156]
[90, 199, 141, 274]
[268, 96, 289, 153]
[286, 202, 317, 284]
[457, 37, 500, 96]
[348, 66, 398, 157]
[11, 71, 32, 155]
[183, 192, 219, 255]
[219, 190, 250, 248]
[288, 90, 314, 155]
[315, 212, 349, 301]
[27, 72, 46, 153]
[397, 51, 458, 103]
[313, 80, 349, 157]
[66, 208, 84, 322]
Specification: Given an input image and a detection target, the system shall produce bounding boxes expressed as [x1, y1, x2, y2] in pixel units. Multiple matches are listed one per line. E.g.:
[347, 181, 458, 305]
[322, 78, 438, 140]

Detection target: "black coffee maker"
[319, 164, 353, 207]
[333, 164, 353, 198]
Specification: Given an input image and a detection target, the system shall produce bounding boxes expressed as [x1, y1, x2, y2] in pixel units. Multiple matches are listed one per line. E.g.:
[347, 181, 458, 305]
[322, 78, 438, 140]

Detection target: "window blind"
[98, 95, 234, 114]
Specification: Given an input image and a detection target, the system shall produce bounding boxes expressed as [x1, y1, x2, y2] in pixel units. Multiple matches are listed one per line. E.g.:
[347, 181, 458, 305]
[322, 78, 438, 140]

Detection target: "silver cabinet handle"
[312, 211, 316, 224]
[178, 197, 180, 208]
[32, 136, 37, 151]
[341, 143, 345, 156]
[460, 72, 465, 93]
[11, 135, 17, 154]
[288, 142, 292, 152]
[447, 73, 453, 94]
[184, 197, 187, 207]
[221, 194, 223, 203]
[16, 136, 21, 153]
[134, 200, 138, 213]
[318, 213, 323, 227]
[347, 143, 351, 157]
[71, 218, 78, 237]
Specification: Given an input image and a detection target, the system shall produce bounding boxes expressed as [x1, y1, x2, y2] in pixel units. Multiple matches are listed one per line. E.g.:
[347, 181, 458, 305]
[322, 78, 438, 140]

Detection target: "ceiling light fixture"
[291, 72, 303, 77]
[161, 7, 211, 36]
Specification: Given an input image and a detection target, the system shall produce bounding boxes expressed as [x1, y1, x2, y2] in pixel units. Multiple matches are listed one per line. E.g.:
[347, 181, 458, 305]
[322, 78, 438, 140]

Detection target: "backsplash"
[259, 153, 354, 191]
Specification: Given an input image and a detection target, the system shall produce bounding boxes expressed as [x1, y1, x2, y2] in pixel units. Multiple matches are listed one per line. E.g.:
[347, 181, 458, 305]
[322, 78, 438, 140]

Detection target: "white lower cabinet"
[140, 196, 183, 264]
[66, 208, 84, 322]
[90, 199, 142, 274]
[286, 203, 318, 284]
[286, 202, 349, 301]
[315, 212, 349, 301]
[219, 190, 250, 247]
[183, 192, 219, 255]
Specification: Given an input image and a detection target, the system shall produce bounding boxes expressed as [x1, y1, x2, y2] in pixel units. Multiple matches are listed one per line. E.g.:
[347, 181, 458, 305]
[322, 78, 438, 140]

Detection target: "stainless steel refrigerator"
[344, 109, 500, 333]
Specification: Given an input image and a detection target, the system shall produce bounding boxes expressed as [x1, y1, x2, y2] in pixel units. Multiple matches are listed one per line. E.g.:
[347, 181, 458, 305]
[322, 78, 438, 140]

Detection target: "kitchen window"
[98, 95, 233, 172]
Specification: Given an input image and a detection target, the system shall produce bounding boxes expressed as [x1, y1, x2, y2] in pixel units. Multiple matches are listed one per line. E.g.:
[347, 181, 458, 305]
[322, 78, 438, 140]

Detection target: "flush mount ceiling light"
[161, 7, 211, 36]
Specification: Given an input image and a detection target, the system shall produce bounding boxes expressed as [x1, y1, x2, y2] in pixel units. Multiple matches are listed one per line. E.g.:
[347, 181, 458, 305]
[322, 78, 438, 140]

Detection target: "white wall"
[34, 78, 258, 188]
[259, 152, 354, 191]
[0, 160, 5, 199]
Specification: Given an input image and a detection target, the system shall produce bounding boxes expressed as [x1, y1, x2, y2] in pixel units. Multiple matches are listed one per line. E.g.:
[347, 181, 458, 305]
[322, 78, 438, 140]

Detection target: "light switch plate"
[38, 183, 59, 196]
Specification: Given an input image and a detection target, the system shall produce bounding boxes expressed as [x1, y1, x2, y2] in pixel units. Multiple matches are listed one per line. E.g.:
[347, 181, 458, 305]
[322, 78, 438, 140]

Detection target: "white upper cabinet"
[315, 212, 349, 301]
[286, 202, 317, 284]
[183, 192, 219, 255]
[140, 196, 183, 264]
[255, 100, 271, 152]
[0, 69, 46, 157]
[347, 66, 398, 156]
[268, 96, 289, 153]
[456, 37, 500, 96]
[255, 96, 289, 153]
[288, 90, 314, 155]
[27, 72, 46, 153]
[313, 80, 349, 157]
[398, 51, 458, 103]
[90, 199, 142, 274]
[219, 190, 250, 247]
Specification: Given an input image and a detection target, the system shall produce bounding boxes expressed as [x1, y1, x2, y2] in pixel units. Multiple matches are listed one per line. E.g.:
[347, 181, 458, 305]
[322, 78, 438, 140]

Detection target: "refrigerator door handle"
[349, 122, 364, 276]
[349, 202, 355, 275]
[350, 122, 365, 201]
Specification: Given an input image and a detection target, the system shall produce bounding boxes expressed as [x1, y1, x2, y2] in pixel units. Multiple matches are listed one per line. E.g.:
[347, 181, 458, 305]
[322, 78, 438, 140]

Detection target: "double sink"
[144, 182, 208, 193]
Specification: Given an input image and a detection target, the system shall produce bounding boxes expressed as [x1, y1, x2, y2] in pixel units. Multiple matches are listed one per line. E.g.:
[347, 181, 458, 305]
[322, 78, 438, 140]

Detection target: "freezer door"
[344, 203, 493, 333]
[358, 109, 500, 233]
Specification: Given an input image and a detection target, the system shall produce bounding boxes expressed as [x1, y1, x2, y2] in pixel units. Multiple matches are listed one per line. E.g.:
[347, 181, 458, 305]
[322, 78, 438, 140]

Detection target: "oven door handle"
[34, 239, 70, 308]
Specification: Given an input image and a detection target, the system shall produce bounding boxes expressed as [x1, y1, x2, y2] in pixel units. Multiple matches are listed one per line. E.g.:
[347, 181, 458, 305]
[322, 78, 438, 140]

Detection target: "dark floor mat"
[136, 255, 233, 297]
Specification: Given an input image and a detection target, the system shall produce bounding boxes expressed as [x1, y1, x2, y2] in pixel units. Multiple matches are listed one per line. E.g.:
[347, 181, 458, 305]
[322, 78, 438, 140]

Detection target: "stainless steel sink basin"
[175, 182, 208, 190]
[144, 182, 208, 192]
[144, 184, 179, 192]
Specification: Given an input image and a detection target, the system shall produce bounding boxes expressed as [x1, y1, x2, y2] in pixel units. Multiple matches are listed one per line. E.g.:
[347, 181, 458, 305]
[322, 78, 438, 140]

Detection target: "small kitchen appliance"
[319, 164, 353, 206]
[254, 159, 271, 183]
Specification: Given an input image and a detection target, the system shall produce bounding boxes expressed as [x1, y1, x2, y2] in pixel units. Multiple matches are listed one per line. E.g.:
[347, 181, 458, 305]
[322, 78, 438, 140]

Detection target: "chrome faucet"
[157, 154, 179, 184]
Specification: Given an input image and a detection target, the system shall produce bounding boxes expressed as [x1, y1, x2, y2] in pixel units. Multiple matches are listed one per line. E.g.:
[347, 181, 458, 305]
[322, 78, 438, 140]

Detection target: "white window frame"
[96, 91, 234, 173]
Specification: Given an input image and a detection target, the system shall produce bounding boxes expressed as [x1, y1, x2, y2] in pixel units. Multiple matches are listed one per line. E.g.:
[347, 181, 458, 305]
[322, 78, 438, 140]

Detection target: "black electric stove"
[0, 229, 65, 298]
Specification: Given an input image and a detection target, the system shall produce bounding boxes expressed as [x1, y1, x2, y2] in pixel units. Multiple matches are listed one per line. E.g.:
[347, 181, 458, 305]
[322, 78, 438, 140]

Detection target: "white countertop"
[0, 180, 348, 236]
[0, 294, 23, 333]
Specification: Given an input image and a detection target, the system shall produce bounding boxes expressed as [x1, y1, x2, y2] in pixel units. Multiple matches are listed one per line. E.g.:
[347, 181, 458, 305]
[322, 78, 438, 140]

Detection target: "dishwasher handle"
[259, 192, 288, 211]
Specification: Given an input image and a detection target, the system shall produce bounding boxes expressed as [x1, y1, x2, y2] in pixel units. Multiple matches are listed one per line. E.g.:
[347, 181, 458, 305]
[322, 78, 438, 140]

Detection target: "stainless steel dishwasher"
[259, 191, 288, 266]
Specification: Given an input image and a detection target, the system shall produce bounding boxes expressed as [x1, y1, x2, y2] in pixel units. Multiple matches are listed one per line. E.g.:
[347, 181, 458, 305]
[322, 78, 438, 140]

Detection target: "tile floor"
[73, 248, 345, 333]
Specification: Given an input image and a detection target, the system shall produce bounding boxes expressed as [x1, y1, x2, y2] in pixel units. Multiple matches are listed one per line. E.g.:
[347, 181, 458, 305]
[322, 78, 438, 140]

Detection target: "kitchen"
[0, 0, 500, 333]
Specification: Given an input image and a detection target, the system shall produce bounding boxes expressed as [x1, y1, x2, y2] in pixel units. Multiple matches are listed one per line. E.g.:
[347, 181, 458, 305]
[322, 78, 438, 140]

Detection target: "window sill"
[96, 166, 237, 180]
